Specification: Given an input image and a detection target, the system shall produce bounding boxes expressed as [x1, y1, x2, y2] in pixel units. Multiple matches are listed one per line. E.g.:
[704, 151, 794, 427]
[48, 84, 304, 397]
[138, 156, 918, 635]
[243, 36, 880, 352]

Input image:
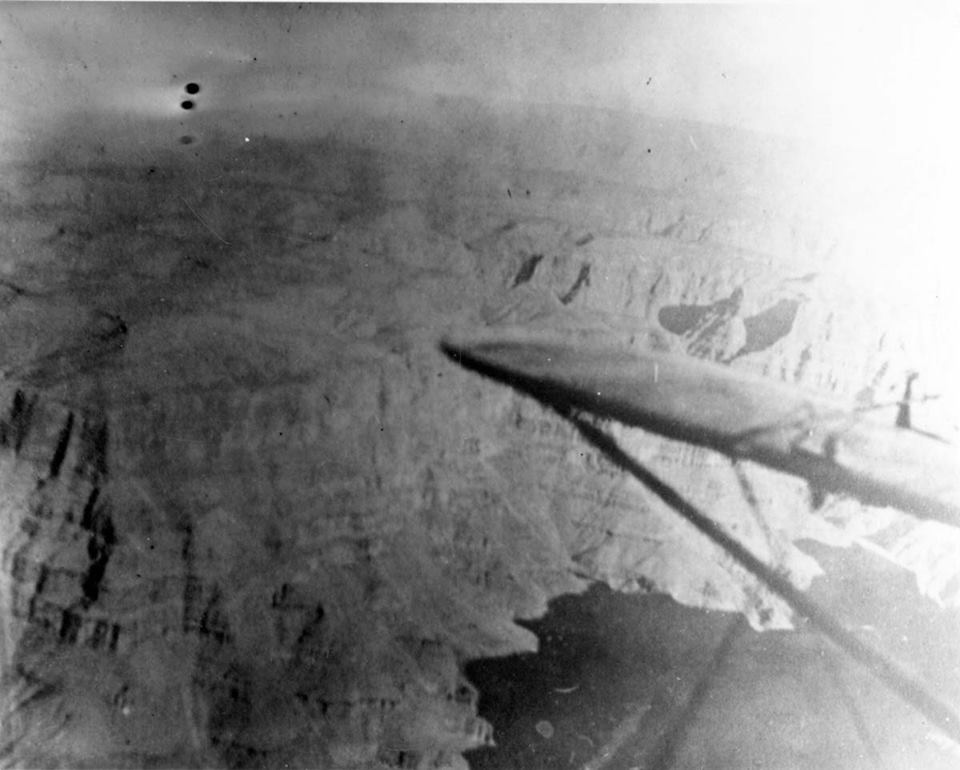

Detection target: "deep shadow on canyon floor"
[466, 542, 960, 770]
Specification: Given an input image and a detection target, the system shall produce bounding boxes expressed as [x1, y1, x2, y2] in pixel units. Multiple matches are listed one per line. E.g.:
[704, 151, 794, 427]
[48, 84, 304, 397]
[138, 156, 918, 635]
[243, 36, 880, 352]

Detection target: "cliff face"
[1, 38, 958, 769]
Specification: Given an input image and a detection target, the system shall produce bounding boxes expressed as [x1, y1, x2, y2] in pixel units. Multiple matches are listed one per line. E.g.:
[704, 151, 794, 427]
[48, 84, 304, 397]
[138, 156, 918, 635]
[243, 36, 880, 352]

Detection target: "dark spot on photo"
[739, 299, 801, 356]
[658, 288, 743, 336]
[559, 263, 591, 305]
[512, 254, 544, 287]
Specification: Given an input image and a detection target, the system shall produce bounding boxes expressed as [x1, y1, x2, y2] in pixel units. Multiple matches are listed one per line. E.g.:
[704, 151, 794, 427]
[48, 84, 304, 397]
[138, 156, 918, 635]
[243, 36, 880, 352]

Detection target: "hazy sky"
[3, 3, 958, 149]
[2, 4, 958, 307]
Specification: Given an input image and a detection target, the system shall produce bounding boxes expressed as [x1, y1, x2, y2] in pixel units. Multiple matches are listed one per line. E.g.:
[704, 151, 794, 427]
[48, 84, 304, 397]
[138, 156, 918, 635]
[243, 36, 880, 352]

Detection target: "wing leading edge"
[441, 330, 960, 528]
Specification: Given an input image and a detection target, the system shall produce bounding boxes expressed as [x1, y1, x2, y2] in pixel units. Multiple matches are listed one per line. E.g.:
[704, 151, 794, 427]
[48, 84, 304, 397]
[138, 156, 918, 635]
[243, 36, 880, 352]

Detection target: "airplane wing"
[441, 329, 960, 528]
[443, 328, 960, 746]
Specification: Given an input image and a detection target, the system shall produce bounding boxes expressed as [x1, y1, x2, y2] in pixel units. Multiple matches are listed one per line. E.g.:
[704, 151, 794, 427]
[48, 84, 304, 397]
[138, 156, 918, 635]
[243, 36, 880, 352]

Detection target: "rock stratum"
[1, 95, 958, 769]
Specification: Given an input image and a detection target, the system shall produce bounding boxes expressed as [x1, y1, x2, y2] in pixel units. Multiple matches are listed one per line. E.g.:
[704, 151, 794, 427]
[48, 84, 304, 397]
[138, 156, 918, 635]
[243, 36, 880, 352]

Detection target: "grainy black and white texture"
[1, 5, 959, 769]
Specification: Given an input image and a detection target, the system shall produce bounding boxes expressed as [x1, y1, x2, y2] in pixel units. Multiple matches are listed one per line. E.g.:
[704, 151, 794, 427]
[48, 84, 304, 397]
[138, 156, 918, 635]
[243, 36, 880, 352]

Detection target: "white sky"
[3, 4, 957, 146]
[1, 3, 958, 315]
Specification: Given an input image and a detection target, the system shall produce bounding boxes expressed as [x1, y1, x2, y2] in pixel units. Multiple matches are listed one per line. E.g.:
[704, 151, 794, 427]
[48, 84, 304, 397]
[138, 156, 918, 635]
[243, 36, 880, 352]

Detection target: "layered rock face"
[1, 90, 957, 769]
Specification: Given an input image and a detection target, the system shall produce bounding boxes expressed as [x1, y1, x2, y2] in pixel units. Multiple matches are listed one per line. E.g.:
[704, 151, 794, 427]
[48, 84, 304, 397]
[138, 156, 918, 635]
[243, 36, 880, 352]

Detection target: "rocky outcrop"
[1, 96, 956, 768]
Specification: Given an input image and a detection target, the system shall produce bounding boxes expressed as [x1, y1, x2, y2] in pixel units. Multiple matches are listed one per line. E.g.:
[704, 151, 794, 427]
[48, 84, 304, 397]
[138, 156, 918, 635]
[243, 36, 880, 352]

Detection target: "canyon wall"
[1, 6, 959, 768]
